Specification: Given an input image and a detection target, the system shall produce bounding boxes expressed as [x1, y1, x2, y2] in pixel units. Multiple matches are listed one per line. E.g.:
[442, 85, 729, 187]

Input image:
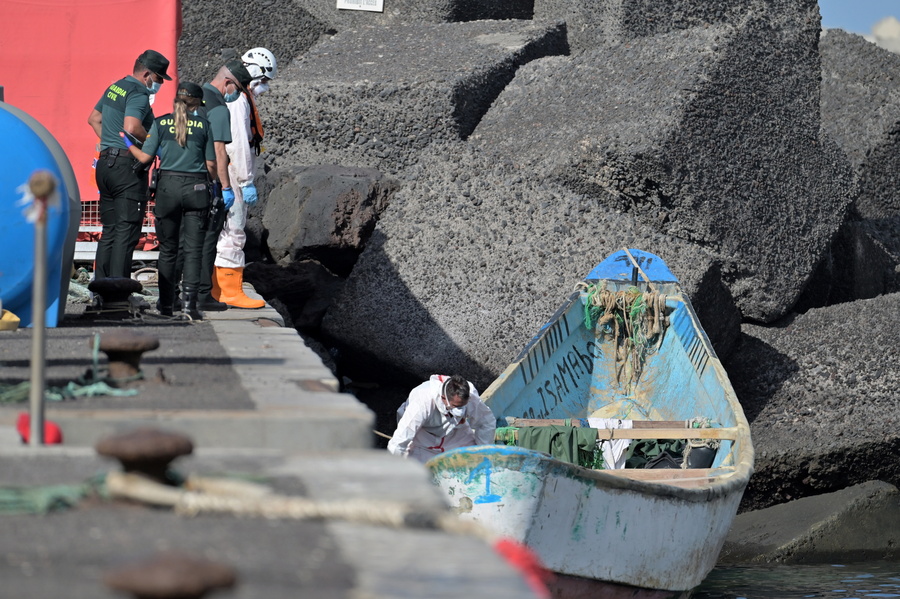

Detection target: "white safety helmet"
[242, 47, 277, 80]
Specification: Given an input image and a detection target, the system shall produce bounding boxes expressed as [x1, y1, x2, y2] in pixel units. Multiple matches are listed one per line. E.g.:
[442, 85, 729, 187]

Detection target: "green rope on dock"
[0, 333, 139, 403]
[0, 380, 138, 403]
[0, 474, 108, 515]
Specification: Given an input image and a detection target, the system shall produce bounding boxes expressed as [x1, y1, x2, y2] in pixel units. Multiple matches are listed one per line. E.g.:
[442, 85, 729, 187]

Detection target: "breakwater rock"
[177, 0, 900, 511]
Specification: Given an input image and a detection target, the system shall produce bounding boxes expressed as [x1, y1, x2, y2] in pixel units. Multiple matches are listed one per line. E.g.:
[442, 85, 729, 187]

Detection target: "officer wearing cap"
[121, 82, 216, 320]
[193, 59, 254, 311]
[87, 49, 172, 283]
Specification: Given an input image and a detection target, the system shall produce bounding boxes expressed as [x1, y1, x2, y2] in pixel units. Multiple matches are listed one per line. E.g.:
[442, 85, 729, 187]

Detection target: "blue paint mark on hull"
[467, 457, 502, 504]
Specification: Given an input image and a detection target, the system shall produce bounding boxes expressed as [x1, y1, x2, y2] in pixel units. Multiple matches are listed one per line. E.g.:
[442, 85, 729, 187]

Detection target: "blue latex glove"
[120, 132, 133, 148]
[222, 187, 235, 210]
[241, 183, 259, 206]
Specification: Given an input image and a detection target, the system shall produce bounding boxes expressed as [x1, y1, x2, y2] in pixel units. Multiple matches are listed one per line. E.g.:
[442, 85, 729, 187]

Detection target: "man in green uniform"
[87, 49, 172, 282]
[195, 59, 253, 311]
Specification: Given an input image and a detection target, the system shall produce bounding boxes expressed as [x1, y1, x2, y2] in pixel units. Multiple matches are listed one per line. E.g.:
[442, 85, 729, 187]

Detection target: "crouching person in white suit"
[388, 374, 496, 463]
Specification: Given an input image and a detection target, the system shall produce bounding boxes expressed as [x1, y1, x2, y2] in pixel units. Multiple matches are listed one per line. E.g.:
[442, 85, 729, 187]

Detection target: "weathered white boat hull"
[432, 445, 744, 591]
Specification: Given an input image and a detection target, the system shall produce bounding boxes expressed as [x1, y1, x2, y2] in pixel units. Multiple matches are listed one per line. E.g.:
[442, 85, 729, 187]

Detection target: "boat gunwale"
[429, 444, 752, 503]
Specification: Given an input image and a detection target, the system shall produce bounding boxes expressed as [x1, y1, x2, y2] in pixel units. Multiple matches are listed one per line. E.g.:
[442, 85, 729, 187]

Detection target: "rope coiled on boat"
[576, 283, 668, 390]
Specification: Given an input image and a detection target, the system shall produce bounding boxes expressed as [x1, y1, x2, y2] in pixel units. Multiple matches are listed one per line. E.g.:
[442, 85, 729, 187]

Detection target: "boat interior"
[493, 417, 740, 484]
[481, 255, 747, 485]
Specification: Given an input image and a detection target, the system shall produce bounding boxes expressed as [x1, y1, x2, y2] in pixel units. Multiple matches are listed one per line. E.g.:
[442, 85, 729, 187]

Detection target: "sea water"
[693, 562, 900, 599]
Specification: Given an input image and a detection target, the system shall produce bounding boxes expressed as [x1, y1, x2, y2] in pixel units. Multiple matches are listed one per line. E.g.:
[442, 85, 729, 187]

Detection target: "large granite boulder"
[725, 292, 900, 512]
[262, 20, 568, 175]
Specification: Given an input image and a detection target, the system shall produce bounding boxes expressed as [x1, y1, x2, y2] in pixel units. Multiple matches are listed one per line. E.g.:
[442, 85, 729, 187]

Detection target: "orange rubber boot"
[214, 266, 265, 309]
[211, 267, 223, 301]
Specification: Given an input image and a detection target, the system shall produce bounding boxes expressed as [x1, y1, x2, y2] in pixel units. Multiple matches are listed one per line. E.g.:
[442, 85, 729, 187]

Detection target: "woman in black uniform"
[122, 82, 216, 320]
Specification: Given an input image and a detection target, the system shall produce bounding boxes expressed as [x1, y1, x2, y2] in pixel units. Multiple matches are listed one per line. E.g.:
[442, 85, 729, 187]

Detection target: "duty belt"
[98, 148, 122, 157]
[159, 171, 208, 179]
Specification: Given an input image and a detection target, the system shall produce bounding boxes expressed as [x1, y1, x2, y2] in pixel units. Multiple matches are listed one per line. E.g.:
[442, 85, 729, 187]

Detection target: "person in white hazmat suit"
[388, 374, 496, 463]
[212, 47, 277, 308]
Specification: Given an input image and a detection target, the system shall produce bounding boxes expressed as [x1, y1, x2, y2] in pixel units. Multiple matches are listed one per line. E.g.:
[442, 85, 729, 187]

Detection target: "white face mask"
[447, 405, 465, 418]
[435, 394, 465, 419]
[250, 80, 270, 98]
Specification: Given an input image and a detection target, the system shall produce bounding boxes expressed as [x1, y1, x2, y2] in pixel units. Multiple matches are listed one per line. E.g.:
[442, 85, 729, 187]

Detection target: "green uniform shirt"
[94, 75, 154, 151]
[200, 83, 232, 144]
[142, 113, 215, 173]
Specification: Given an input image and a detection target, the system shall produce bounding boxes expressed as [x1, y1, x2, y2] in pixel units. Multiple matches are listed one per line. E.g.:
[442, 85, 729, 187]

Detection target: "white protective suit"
[387, 375, 496, 463]
[216, 93, 254, 268]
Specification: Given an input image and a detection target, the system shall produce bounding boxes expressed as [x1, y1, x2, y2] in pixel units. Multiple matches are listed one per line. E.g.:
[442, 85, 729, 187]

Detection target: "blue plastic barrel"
[0, 102, 81, 327]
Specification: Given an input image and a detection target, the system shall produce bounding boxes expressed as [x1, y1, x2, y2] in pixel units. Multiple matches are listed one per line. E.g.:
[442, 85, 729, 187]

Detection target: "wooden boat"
[427, 249, 754, 598]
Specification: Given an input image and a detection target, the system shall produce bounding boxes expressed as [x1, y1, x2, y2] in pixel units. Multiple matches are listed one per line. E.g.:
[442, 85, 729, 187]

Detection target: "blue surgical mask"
[224, 90, 241, 102]
[192, 110, 199, 116]
[146, 80, 162, 95]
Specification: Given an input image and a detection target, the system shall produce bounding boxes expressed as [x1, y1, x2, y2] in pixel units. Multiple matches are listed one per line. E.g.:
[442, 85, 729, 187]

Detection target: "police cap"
[177, 82, 205, 102]
[225, 59, 253, 90]
[137, 49, 172, 81]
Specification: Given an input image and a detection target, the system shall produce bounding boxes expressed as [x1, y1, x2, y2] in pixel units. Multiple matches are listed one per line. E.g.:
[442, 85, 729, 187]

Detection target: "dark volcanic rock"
[472, 18, 855, 323]
[795, 218, 900, 311]
[725, 293, 900, 512]
[321, 142, 732, 388]
[813, 29, 900, 303]
[245, 260, 344, 332]
[177, 0, 325, 85]
[320, 11, 855, 382]
[260, 165, 398, 274]
[534, 0, 825, 54]
[262, 19, 568, 175]
[301, 0, 534, 29]
[720, 481, 900, 564]
[820, 28, 900, 220]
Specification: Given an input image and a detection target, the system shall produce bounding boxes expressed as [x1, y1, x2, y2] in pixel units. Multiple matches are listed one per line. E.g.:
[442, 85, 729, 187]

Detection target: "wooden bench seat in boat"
[602, 467, 737, 488]
[500, 418, 739, 441]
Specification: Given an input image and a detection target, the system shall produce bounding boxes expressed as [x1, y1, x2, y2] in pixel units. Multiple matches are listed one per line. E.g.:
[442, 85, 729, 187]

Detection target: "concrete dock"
[0, 284, 541, 598]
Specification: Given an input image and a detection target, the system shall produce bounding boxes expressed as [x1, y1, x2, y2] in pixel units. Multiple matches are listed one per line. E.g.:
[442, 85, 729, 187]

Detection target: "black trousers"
[198, 198, 227, 297]
[154, 173, 210, 309]
[94, 153, 148, 279]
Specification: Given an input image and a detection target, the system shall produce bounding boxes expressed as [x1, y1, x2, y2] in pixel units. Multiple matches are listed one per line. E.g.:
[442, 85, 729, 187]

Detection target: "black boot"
[182, 287, 204, 321]
[198, 292, 227, 311]
[157, 277, 175, 316]
[173, 284, 183, 312]
[155, 299, 174, 316]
